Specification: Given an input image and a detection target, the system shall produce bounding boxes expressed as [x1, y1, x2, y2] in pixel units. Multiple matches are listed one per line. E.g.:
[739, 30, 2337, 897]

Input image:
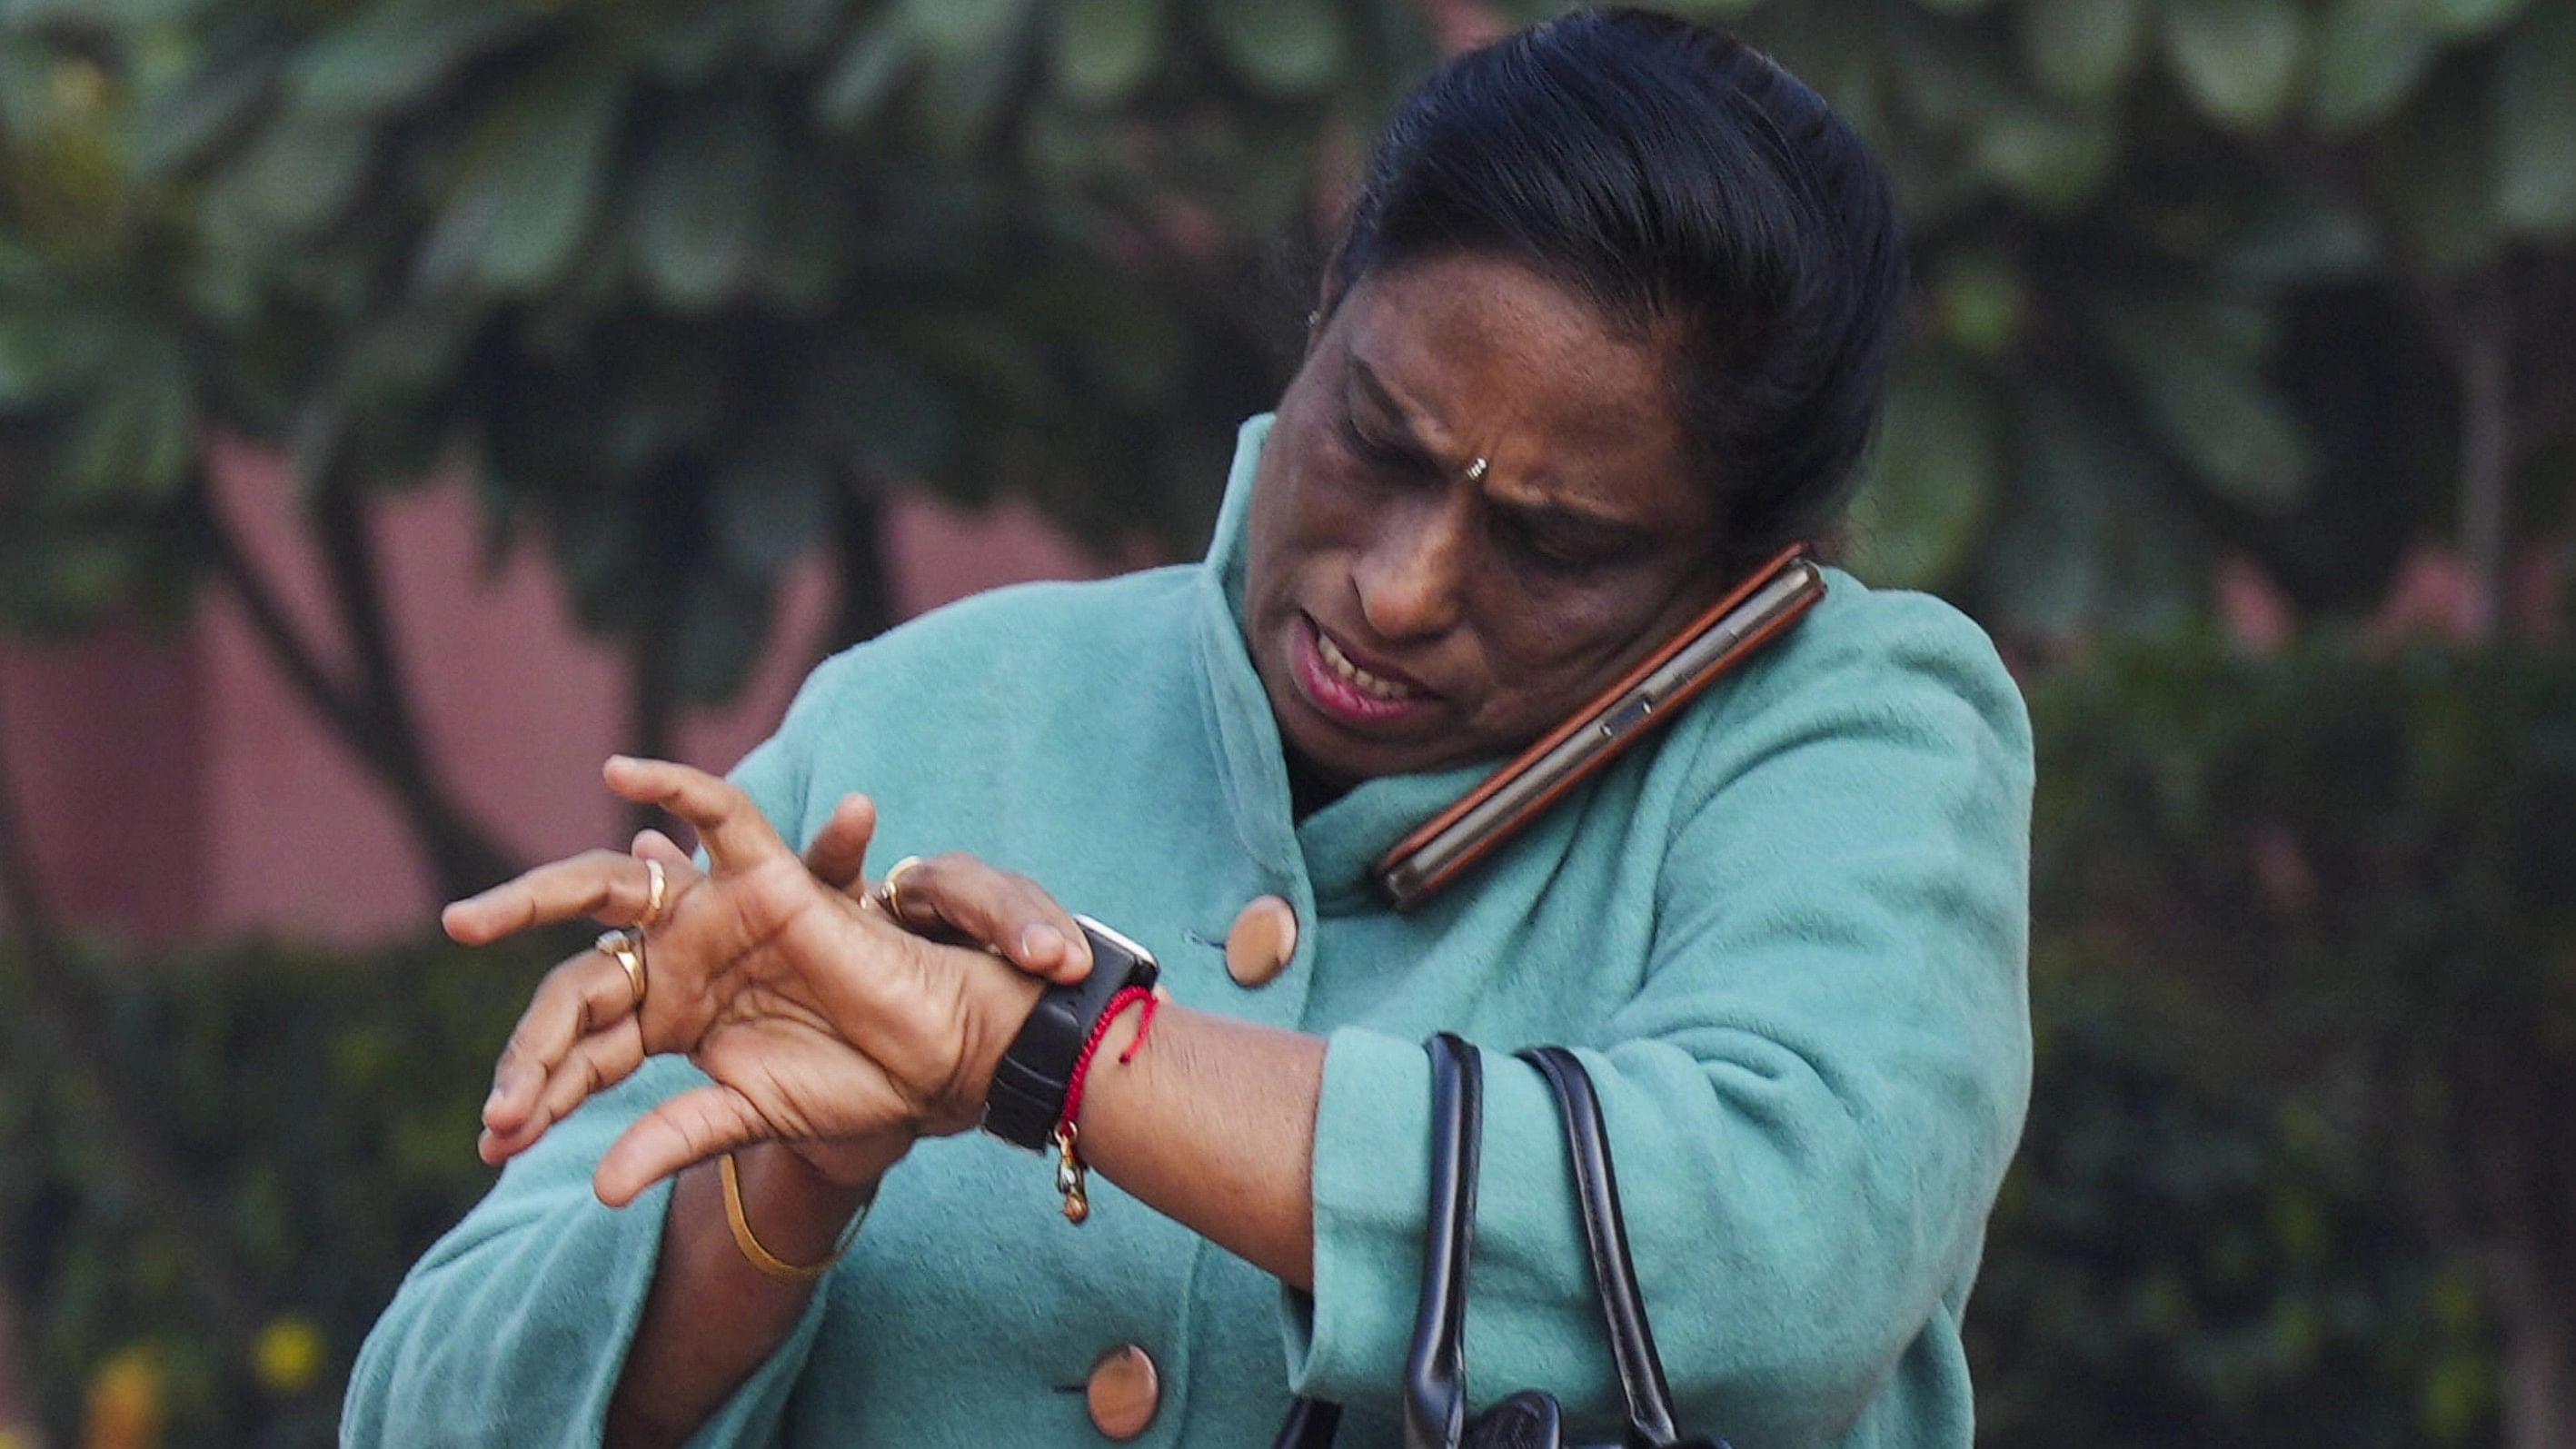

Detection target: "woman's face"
[1244, 253, 1729, 786]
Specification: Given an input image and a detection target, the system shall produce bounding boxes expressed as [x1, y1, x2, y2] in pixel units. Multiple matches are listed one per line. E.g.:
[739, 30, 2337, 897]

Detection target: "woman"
[346, 10, 2032, 1448]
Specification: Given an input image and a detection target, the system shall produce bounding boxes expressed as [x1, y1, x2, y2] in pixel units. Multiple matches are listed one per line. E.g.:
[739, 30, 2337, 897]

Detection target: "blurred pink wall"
[0, 444, 1156, 948]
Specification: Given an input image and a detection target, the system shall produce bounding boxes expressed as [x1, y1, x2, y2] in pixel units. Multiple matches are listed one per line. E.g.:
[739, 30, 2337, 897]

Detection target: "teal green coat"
[345, 417, 2033, 1449]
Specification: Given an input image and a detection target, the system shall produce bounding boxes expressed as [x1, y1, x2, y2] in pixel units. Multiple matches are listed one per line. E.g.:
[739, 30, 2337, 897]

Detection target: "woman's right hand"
[449, 769, 1097, 1198]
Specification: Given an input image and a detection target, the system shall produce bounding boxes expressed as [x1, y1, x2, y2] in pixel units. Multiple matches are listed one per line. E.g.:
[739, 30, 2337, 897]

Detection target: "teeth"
[1317, 630, 1417, 700]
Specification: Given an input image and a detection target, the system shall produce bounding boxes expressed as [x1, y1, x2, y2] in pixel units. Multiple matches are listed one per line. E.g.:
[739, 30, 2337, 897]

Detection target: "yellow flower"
[82, 1347, 163, 1449]
[254, 1316, 326, 1396]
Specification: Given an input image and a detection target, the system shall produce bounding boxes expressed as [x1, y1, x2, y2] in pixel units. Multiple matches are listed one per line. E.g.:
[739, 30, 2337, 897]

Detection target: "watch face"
[1073, 915, 1159, 985]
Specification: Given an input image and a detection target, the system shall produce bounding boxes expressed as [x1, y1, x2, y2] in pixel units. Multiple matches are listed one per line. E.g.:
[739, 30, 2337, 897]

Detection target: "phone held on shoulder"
[1372, 546, 1825, 909]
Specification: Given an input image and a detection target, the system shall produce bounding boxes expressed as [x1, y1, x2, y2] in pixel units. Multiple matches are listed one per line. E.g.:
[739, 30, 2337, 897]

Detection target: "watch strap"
[982, 916, 1159, 1149]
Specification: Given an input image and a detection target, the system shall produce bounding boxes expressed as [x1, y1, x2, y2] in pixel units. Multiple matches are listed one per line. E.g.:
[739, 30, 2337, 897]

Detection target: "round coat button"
[1225, 895, 1299, 988]
[1085, 1343, 1160, 1441]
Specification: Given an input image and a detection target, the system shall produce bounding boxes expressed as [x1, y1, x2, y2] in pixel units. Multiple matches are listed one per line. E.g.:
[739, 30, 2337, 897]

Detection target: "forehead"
[1335, 253, 1706, 528]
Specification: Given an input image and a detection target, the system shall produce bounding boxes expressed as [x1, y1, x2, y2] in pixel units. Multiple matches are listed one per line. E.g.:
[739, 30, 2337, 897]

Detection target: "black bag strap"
[1517, 1047, 1685, 1448]
[1271, 1032, 1482, 1449]
[1406, 1032, 1483, 1449]
[1277, 1039, 1723, 1449]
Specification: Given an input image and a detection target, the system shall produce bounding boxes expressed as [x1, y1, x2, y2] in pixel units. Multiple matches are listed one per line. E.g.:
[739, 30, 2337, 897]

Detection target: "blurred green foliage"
[1971, 974, 2500, 1449]
[2022, 636, 2576, 1447]
[0, 930, 552, 1447]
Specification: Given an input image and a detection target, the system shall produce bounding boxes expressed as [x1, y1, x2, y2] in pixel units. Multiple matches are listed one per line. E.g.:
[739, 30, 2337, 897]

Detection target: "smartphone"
[1372, 546, 1825, 909]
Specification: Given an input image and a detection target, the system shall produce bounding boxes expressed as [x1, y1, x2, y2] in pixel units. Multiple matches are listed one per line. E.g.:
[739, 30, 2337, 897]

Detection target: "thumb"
[801, 793, 880, 898]
[631, 829, 706, 883]
[593, 1083, 770, 1206]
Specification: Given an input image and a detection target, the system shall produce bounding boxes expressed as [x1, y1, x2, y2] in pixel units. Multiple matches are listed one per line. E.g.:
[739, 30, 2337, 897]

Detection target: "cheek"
[1466, 583, 1669, 713]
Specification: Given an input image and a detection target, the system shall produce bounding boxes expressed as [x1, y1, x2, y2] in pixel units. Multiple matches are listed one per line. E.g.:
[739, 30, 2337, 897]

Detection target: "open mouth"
[1293, 616, 1438, 728]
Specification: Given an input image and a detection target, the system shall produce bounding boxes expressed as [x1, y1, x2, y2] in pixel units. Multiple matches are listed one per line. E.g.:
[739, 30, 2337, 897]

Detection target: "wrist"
[731, 1142, 875, 1260]
[958, 960, 1049, 1124]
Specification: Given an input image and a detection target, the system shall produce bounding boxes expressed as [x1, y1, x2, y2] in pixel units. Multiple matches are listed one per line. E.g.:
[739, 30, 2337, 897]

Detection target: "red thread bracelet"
[1049, 986, 1158, 1225]
[1059, 986, 1158, 1130]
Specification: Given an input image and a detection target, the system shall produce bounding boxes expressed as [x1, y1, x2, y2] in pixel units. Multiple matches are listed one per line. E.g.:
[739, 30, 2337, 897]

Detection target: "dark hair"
[1326, 7, 1906, 571]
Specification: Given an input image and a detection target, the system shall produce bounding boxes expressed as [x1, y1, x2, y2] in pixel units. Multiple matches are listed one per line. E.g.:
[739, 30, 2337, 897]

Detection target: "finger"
[483, 947, 647, 1136]
[801, 794, 880, 898]
[443, 849, 660, 945]
[593, 1083, 771, 1206]
[604, 756, 791, 875]
[479, 1021, 648, 1165]
[889, 853, 1092, 984]
[631, 829, 705, 881]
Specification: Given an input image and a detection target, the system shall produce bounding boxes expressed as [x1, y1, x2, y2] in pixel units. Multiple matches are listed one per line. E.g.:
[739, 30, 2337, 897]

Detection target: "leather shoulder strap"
[1518, 1047, 1683, 1447]
[1405, 1032, 1483, 1449]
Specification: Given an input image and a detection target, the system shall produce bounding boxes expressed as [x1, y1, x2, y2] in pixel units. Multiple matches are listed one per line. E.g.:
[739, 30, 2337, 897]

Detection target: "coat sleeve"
[341, 657, 860, 1449]
[1283, 599, 2034, 1448]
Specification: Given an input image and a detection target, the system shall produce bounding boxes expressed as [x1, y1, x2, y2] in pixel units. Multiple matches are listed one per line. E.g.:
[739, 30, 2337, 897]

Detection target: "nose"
[1350, 491, 1469, 641]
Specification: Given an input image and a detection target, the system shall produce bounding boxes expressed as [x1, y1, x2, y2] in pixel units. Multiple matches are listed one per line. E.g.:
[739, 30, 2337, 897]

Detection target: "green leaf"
[1984, 384, 2198, 638]
[899, 0, 1029, 57]
[671, 564, 774, 703]
[759, 0, 852, 59]
[1913, 0, 1999, 12]
[2159, 0, 2305, 131]
[818, 343, 956, 476]
[2017, 0, 2147, 104]
[2305, 0, 2434, 134]
[712, 439, 830, 578]
[2087, 293, 2312, 512]
[1970, 105, 2119, 215]
[0, 305, 116, 406]
[210, 110, 373, 237]
[2493, 5, 2576, 235]
[1932, 253, 2032, 359]
[1202, 0, 1348, 98]
[2218, 193, 2381, 284]
[418, 67, 625, 294]
[1844, 359, 1999, 590]
[644, 9, 756, 81]
[2371, 66, 2499, 275]
[287, 0, 531, 117]
[910, 40, 1023, 153]
[65, 349, 193, 504]
[814, 13, 915, 132]
[128, 46, 281, 177]
[2420, 0, 2527, 37]
[628, 101, 778, 308]
[754, 172, 850, 307]
[1053, 0, 1166, 105]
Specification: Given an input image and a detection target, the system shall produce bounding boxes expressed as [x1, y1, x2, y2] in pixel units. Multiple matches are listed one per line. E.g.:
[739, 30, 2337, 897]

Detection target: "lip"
[1291, 615, 1441, 730]
[1308, 615, 1431, 692]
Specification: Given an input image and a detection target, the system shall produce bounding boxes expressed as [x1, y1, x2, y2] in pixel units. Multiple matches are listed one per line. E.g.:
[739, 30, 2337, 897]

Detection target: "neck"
[1283, 747, 1353, 822]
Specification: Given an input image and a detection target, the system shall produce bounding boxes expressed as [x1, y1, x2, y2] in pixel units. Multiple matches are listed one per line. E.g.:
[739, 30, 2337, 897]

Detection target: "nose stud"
[1463, 457, 1488, 482]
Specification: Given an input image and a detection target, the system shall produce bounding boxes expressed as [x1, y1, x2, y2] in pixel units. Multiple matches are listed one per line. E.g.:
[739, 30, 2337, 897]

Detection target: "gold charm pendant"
[1052, 1121, 1091, 1225]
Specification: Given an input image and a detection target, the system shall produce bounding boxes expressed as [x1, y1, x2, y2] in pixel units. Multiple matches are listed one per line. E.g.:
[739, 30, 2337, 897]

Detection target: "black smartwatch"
[981, 915, 1161, 1150]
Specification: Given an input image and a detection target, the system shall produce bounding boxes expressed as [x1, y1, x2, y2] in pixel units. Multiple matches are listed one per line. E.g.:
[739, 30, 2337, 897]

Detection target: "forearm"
[1071, 1005, 1328, 1290]
[607, 1144, 875, 1448]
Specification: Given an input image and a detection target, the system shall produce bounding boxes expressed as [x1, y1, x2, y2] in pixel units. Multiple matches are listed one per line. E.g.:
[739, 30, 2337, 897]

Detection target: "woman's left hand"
[443, 756, 1048, 1206]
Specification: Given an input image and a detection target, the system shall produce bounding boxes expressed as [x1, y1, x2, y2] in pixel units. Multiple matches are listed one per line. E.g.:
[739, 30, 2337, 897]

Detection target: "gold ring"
[880, 855, 926, 924]
[640, 858, 668, 928]
[597, 928, 646, 1011]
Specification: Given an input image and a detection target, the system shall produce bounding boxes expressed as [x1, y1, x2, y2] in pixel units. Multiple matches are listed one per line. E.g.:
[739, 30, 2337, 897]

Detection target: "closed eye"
[1337, 408, 1431, 473]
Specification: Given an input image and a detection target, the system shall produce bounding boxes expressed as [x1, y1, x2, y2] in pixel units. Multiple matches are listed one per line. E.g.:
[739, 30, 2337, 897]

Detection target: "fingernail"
[1022, 924, 1064, 960]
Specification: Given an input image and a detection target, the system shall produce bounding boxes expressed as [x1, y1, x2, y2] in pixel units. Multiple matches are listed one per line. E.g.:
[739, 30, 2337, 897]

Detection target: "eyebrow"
[1347, 352, 1659, 548]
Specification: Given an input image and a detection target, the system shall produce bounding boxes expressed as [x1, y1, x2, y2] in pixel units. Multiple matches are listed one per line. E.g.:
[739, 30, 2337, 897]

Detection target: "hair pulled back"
[1328, 7, 1906, 571]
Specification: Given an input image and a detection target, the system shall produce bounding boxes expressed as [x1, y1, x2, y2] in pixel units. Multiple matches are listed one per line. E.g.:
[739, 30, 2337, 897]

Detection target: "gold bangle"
[718, 1151, 868, 1283]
